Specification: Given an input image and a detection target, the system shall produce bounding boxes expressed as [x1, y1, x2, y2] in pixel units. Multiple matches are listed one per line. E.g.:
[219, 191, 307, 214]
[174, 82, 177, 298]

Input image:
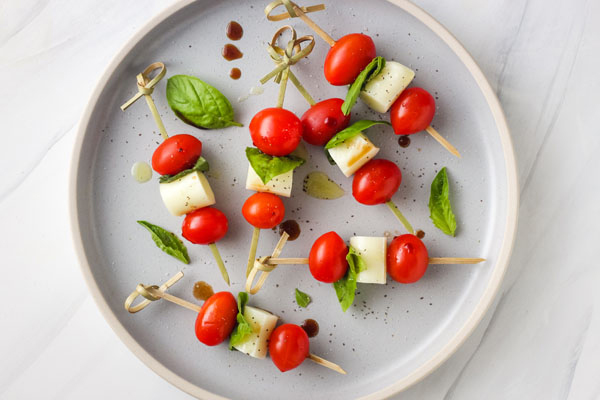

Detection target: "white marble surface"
[1, 0, 599, 398]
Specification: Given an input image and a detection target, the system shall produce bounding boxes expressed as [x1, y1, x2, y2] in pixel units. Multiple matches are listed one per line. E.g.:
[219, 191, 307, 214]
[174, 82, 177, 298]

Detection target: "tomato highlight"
[182, 207, 228, 245]
[195, 292, 238, 346]
[269, 324, 310, 372]
[387, 234, 429, 283]
[352, 159, 402, 205]
[152, 134, 202, 175]
[324, 34, 376, 86]
[242, 193, 286, 229]
[249, 108, 303, 156]
[309, 231, 349, 283]
[390, 88, 436, 136]
[301, 98, 351, 146]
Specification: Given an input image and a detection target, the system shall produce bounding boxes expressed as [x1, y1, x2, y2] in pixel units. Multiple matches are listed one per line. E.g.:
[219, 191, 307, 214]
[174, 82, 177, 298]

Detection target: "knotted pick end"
[124, 271, 184, 313]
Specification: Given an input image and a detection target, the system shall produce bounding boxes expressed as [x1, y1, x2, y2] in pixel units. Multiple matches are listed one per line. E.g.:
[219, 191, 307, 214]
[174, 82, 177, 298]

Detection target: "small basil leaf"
[324, 120, 391, 150]
[333, 246, 366, 312]
[341, 56, 386, 115]
[137, 221, 189, 264]
[295, 288, 311, 308]
[159, 156, 210, 184]
[429, 167, 457, 236]
[246, 147, 305, 184]
[229, 292, 253, 350]
[166, 75, 243, 129]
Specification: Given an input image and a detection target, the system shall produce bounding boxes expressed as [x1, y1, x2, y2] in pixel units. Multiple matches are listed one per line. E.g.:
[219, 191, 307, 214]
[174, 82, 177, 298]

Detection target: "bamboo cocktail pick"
[264, 0, 461, 157]
[246, 236, 485, 294]
[262, 257, 486, 265]
[121, 62, 169, 141]
[125, 271, 346, 374]
[120, 62, 230, 286]
[262, 25, 317, 108]
[245, 26, 317, 277]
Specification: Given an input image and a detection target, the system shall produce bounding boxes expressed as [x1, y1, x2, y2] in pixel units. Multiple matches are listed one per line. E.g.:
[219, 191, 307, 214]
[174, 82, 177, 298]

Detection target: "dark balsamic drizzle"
[279, 220, 301, 241]
[300, 319, 319, 338]
[226, 21, 243, 40]
[222, 44, 243, 61]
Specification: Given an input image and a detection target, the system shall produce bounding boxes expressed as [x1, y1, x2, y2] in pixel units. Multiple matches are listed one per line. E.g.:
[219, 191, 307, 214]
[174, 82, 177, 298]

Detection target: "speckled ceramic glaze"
[70, 0, 517, 398]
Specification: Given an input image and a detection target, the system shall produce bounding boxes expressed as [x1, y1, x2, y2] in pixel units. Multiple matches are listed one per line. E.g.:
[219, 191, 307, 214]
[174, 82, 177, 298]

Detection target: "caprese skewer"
[243, 26, 354, 275]
[124, 271, 346, 374]
[121, 62, 231, 284]
[247, 231, 484, 310]
[264, 0, 461, 157]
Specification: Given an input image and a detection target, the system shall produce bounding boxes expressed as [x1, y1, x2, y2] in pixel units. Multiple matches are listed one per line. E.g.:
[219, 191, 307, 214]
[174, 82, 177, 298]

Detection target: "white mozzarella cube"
[360, 61, 415, 113]
[328, 133, 380, 177]
[350, 236, 387, 284]
[159, 171, 215, 216]
[233, 306, 279, 359]
[245, 164, 293, 197]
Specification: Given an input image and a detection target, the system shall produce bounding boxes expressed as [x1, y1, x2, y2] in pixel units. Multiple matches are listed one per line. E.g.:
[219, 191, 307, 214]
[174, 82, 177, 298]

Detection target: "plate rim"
[68, 0, 518, 398]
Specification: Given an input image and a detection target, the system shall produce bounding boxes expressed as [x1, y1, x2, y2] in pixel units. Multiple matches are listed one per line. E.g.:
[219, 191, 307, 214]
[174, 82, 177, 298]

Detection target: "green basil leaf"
[229, 292, 253, 350]
[158, 156, 210, 184]
[166, 75, 243, 129]
[333, 246, 367, 312]
[295, 288, 311, 308]
[246, 147, 305, 184]
[137, 221, 189, 264]
[341, 56, 386, 115]
[324, 120, 391, 150]
[429, 167, 457, 236]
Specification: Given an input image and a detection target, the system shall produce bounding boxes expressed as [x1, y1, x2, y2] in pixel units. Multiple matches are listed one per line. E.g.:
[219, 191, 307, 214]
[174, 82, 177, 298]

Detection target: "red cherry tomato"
[242, 193, 285, 229]
[324, 34, 376, 86]
[182, 207, 228, 245]
[151, 134, 202, 175]
[194, 292, 238, 346]
[269, 324, 310, 372]
[308, 231, 348, 283]
[390, 88, 436, 135]
[249, 108, 303, 156]
[352, 159, 402, 205]
[301, 98, 351, 146]
[387, 234, 429, 283]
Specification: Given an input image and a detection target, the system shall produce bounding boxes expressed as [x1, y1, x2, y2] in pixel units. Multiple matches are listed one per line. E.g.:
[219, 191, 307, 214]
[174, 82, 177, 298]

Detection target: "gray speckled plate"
[69, 0, 518, 399]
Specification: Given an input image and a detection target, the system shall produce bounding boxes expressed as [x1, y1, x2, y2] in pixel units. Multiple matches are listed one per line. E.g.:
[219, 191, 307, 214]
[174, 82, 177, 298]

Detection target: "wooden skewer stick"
[428, 257, 485, 264]
[246, 232, 290, 294]
[266, 257, 486, 265]
[246, 227, 261, 277]
[385, 201, 415, 234]
[124, 271, 185, 313]
[121, 62, 169, 141]
[308, 353, 346, 374]
[145, 286, 202, 313]
[291, 4, 336, 47]
[266, 257, 309, 265]
[208, 243, 230, 286]
[425, 126, 461, 158]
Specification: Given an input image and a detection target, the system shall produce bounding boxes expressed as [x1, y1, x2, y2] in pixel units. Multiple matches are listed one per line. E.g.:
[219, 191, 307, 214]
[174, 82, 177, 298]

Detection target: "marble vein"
[558, 307, 592, 399]
[0, 291, 87, 394]
[0, 0, 50, 45]
[520, 0, 588, 196]
[0, 123, 75, 204]
[495, 0, 530, 99]
[442, 292, 509, 400]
